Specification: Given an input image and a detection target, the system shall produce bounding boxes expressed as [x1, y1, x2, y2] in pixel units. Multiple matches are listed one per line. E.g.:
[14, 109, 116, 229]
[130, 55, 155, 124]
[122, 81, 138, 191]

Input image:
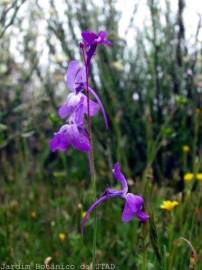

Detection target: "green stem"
[90, 139, 97, 270]
[192, 111, 200, 170]
[82, 47, 97, 269]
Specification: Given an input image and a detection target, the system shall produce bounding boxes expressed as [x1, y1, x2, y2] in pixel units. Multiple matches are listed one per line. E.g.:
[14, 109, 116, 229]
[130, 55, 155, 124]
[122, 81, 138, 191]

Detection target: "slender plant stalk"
[192, 110, 200, 170]
[81, 47, 97, 270]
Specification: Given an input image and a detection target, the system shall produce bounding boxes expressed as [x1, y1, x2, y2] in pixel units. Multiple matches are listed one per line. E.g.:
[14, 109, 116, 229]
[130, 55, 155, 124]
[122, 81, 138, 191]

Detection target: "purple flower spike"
[82, 163, 149, 233]
[49, 30, 111, 157]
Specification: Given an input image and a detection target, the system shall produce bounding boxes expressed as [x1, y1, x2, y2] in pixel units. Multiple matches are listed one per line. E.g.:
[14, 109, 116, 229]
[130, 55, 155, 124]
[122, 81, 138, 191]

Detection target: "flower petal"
[83, 95, 100, 117]
[136, 211, 149, 222]
[75, 66, 85, 90]
[98, 31, 106, 40]
[66, 60, 79, 91]
[100, 39, 112, 46]
[58, 103, 73, 119]
[82, 31, 97, 45]
[72, 97, 86, 125]
[58, 93, 81, 119]
[49, 125, 70, 152]
[98, 31, 112, 46]
[69, 124, 90, 152]
[122, 203, 135, 223]
[65, 60, 85, 92]
[113, 163, 128, 192]
[121, 193, 144, 223]
[49, 123, 90, 153]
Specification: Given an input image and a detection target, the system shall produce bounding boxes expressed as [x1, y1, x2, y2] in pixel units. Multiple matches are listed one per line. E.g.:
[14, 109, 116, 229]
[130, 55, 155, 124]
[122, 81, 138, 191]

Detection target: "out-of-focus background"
[0, 0, 202, 268]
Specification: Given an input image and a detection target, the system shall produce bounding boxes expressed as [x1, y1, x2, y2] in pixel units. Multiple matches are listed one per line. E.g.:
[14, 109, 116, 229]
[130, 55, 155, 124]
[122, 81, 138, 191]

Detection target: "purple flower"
[50, 97, 90, 153]
[62, 60, 108, 128]
[58, 92, 99, 120]
[81, 31, 112, 71]
[81, 31, 112, 46]
[82, 163, 149, 232]
[49, 123, 90, 152]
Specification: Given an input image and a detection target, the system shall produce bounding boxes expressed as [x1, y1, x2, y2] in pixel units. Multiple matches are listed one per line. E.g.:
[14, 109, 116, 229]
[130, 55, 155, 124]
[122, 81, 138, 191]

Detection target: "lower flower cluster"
[82, 163, 149, 232]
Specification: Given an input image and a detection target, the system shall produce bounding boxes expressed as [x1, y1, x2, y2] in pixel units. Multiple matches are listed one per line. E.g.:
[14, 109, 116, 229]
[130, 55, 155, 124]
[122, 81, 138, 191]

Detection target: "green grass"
[1, 149, 202, 269]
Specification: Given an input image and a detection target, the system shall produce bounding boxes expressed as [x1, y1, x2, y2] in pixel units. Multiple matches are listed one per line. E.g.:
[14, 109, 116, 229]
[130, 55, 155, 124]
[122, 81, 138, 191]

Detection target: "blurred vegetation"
[0, 0, 202, 269]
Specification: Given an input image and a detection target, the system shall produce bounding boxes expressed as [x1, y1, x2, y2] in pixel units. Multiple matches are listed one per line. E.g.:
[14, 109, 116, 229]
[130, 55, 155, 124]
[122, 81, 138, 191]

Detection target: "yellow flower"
[160, 200, 179, 211]
[31, 211, 37, 219]
[195, 108, 201, 114]
[196, 173, 202, 182]
[182, 145, 190, 153]
[184, 173, 194, 182]
[82, 211, 86, 218]
[2, 0, 12, 5]
[111, 61, 124, 71]
[9, 200, 19, 210]
[58, 233, 66, 242]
